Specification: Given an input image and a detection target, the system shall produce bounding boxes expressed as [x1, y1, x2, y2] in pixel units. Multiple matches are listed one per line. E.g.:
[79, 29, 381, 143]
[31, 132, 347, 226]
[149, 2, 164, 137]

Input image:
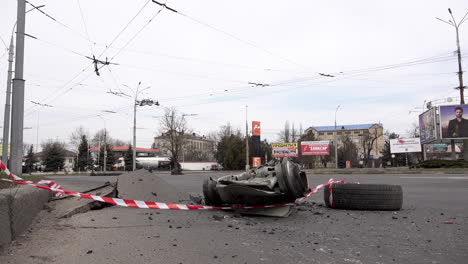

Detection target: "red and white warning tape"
[0, 161, 65, 197]
[0, 161, 344, 210]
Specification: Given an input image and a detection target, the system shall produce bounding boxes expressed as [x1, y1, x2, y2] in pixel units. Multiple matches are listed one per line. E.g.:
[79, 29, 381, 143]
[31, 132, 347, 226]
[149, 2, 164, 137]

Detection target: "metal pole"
[10, 0, 26, 175]
[36, 110, 39, 150]
[98, 116, 107, 172]
[245, 105, 249, 171]
[133, 83, 140, 171]
[2, 36, 14, 166]
[454, 22, 465, 104]
[454, 24, 468, 161]
[103, 129, 107, 172]
[334, 105, 340, 169]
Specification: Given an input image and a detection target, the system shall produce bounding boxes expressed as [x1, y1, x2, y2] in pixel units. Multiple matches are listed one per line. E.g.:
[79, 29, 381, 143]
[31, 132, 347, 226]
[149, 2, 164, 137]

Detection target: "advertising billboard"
[390, 138, 421, 153]
[440, 104, 468, 139]
[418, 108, 437, 144]
[301, 141, 330, 155]
[252, 121, 261, 136]
[272, 143, 298, 157]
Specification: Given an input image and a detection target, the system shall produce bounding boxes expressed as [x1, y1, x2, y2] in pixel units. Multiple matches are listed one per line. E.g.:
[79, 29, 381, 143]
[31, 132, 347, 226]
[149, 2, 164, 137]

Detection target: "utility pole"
[2, 36, 14, 166]
[133, 84, 139, 171]
[2, 2, 44, 168]
[128, 82, 155, 171]
[98, 115, 107, 172]
[436, 8, 468, 161]
[334, 105, 340, 169]
[245, 105, 249, 172]
[10, 0, 26, 175]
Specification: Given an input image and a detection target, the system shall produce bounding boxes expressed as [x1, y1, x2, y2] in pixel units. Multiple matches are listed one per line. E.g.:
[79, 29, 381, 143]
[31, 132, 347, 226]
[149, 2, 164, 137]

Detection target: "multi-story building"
[153, 132, 215, 161]
[304, 123, 384, 159]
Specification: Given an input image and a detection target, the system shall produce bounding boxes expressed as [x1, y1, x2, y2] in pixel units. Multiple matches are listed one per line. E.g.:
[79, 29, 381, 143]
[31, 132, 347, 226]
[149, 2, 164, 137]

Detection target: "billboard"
[252, 121, 261, 136]
[418, 108, 437, 144]
[440, 105, 468, 139]
[301, 141, 330, 155]
[272, 143, 298, 157]
[390, 138, 421, 153]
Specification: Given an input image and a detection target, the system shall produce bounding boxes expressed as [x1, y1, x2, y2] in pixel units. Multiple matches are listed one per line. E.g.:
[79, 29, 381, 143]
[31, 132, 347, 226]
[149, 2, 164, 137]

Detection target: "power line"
[32, 35, 88, 58]
[76, 0, 95, 54]
[150, 0, 310, 71]
[107, 5, 165, 63]
[25, 0, 91, 43]
[96, 0, 152, 60]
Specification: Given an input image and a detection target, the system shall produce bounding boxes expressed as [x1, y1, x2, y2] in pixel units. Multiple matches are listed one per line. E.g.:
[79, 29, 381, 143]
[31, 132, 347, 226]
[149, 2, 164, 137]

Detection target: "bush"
[411, 159, 468, 169]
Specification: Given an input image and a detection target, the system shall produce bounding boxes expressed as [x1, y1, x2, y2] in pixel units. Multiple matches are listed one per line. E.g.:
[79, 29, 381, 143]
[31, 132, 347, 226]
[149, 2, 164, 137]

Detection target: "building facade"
[153, 132, 215, 161]
[304, 123, 384, 159]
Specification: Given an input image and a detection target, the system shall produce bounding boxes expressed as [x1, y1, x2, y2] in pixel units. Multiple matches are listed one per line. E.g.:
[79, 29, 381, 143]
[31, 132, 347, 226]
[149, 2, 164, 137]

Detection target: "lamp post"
[7, 2, 45, 174]
[245, 105, 249, 172]
[334, 105, 340, 169]
[125, 82, 154, 171]
[437, 9, 468, 161]
[97, 115, 107, 172]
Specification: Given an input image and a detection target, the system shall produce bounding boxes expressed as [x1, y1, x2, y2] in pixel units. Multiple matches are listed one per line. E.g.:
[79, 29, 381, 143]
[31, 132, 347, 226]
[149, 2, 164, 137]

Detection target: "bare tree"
[406, 122, 419, 138]
[278, 121, 291, 142]
[291, 122, 298, 142]
[361, 126, 383, 167]
[91, 129, 107, 148]
[70, 126, 89, 152]
[159, 107, 188, 175]
[111, 138, 127, 147]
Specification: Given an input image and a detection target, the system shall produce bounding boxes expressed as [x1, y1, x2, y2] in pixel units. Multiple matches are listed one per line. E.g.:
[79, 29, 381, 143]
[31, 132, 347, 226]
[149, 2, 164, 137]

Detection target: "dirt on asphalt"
[0, 171, 467, 264]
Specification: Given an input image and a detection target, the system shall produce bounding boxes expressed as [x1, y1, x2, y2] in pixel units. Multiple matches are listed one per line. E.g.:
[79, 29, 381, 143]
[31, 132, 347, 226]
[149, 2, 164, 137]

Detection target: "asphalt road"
[0, 171, 467, 264]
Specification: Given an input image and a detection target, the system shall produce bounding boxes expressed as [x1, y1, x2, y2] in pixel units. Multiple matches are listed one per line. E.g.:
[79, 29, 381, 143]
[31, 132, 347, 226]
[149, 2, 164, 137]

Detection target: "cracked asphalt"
[0, 172, 467, 264]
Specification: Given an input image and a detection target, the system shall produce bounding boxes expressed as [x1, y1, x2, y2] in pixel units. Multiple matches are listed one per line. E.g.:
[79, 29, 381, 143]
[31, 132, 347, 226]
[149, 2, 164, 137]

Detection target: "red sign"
[252, 157, 262, 167]
[252, 121, 261, 136]
[301, 141, 330, 156]
[346, 161, 351, 168]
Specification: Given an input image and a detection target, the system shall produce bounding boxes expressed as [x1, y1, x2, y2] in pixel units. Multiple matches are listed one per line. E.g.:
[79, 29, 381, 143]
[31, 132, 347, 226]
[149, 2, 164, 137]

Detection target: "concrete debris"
[54, 184, 116, 218]
[117, 170, 189, 203]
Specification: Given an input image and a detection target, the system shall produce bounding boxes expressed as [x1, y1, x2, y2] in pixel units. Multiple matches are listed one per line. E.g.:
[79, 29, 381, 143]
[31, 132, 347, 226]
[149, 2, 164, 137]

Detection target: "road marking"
[400, 176, 468, 180]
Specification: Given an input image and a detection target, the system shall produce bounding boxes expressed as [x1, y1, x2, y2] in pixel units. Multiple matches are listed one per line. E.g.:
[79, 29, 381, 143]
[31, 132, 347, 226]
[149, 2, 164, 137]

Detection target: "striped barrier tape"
[0, 160, 345, 210]
[0, 176, 344, 210]
[0, 160, 65, 197]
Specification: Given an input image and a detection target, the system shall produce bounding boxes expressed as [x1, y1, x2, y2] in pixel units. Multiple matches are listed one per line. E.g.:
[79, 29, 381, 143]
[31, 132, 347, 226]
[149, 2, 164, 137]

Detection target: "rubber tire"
[324, 183, 403, 211]
[203, 178, 223, 206]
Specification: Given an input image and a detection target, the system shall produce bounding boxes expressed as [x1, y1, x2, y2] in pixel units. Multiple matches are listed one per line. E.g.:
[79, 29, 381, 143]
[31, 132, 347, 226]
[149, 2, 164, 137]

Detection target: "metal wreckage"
[203, 157, 309, 217]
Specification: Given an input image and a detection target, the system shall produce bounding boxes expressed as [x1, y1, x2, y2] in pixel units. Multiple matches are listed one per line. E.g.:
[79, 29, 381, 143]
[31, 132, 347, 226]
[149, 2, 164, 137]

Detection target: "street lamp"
[124, 82, 157, 171]
[436, 8, 468, 104]
[334, 105, 340, 169]
[2, 3, 45, 169]
[97, 115, 107, 172]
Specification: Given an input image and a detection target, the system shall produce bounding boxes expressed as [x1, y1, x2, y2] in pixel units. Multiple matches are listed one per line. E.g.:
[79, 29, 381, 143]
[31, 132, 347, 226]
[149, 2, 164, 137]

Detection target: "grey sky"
[1, 0, 467, 150]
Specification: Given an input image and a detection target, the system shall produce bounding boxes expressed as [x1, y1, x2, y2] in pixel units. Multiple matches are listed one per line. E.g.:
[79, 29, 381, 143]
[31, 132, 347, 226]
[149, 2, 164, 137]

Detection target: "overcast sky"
[1, 0, 467, 151]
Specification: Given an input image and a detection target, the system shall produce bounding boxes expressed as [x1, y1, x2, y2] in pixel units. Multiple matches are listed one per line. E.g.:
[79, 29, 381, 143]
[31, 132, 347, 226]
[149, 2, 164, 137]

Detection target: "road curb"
[0, 186, 51, 248]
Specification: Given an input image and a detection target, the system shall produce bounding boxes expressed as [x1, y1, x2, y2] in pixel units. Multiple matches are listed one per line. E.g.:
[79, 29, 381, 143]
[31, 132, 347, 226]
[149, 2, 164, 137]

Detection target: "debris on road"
[54, 184, 117, 218]
[203, 157, 309, 217]
[117, 170, 190, 203]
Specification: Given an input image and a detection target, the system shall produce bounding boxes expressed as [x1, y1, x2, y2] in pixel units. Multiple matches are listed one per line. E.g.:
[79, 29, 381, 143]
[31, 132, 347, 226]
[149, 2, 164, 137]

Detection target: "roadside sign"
[272, 143, 298, 157]
[390, 138, 421, 153]
[301, 141, 330, 155]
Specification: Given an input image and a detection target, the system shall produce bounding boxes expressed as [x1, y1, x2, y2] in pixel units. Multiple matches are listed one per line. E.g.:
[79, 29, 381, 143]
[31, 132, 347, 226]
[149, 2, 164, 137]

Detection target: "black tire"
[203, 177, 223, 206]
[324, 183, 403, 211]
